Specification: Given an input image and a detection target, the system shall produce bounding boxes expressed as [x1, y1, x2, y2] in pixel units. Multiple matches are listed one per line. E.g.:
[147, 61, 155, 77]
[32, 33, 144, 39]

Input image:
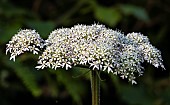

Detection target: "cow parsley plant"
[6, 24, 165, 84]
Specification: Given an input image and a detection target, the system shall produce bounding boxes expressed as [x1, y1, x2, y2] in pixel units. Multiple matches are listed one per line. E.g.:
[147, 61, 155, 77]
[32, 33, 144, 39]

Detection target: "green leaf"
[5, 60, 42, 97]
[0, 23, 22, 43]
[4, 8, 26, 18]
[44, 71, 59, 97]
[94, 6, 122, 27]
[55, 70, 86, 104]
[161, 87, 170, 104]
[119, 4, 149, 22]
[0, 4, 26, 18]
[120, 85, 154, 105]
[26, 20, 56, 38]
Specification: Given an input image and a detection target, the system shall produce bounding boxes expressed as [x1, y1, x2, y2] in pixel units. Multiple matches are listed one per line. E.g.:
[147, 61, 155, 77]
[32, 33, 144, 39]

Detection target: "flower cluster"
[6, 24, 165, 84]
[6, 29, 44, 61]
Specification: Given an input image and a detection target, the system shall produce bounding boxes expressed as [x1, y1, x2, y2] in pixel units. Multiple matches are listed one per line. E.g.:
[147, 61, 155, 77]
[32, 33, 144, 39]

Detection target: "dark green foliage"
[119, 4, 149, 22]
[55, 70, 86, 104]
[25, 21, 56, 38]
[94, 5, 121, 26]
[120, 85, 154, 105]
[12, 61, 42, 97]
[1, 55, 42, 97]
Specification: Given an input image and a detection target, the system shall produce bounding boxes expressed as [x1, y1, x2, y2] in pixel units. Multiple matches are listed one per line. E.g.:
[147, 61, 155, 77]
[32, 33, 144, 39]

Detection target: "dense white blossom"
[6, 24, 165, 84]
[6, 29, 44, 61]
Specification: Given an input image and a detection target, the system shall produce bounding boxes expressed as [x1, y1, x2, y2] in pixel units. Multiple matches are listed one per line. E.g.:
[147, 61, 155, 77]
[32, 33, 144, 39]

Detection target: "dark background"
[0, 0, 170, 105]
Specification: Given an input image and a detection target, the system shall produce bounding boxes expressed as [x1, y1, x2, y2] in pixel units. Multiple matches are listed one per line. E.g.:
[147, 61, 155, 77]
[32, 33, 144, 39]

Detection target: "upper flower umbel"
[6, 24, 165, 84]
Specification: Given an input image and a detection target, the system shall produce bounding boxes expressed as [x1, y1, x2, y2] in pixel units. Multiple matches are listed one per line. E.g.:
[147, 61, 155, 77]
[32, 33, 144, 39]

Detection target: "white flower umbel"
[6, 29, 44, 61]
[6, 24, 165, 84]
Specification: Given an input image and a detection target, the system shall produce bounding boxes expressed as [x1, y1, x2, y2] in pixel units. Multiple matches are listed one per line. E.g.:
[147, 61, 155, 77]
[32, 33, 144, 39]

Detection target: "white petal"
[65, 64, 72, 70]
[132, 80, 137, 85]
[107, 67, 113, 73]
[35, 65, 42, 69]
[10, 55, 16, 62]
[6, 49, 9, 55]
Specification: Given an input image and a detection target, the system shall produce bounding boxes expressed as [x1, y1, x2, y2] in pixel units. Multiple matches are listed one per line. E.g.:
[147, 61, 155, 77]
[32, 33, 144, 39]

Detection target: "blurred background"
[0, 0, 170, 105]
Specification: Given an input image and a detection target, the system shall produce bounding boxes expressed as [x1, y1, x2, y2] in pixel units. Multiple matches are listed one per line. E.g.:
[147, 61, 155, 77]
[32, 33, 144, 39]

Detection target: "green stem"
[91, 70, 100, 105]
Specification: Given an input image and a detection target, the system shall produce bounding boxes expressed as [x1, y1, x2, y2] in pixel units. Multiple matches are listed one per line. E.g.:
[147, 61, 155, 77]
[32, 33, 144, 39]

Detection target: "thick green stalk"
[91, 70, 100, 105]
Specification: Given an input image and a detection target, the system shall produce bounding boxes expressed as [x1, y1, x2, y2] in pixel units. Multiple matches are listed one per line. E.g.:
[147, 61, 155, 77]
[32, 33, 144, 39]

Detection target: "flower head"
[6, 24, 165, 84]
[6, 29, 44, 61]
